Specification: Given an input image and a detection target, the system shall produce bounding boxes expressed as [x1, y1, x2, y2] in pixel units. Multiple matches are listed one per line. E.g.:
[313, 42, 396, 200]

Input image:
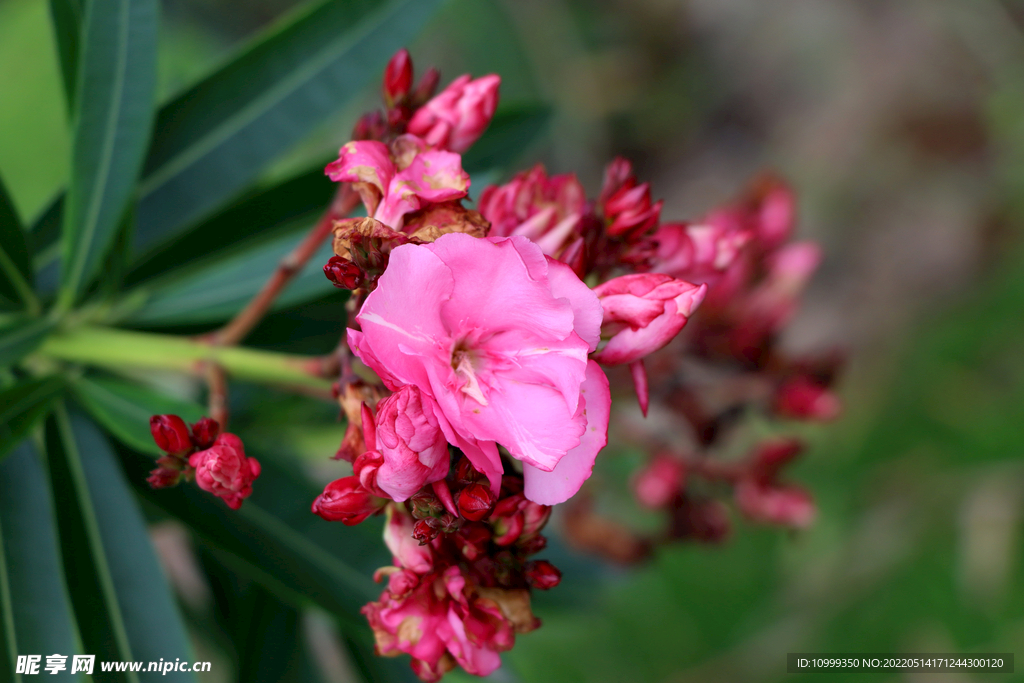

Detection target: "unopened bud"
[411, 67, 440, 107]
[412, 518, 441, 545]
[190, 417, 220, 449]
[408, 489, 444, 519]
[311, 476, 381, 525]
[517, 534, 547, 556]
[457, 482, 496, 521]
[382, 48, 413, 106]
[524, 560, 562, 590]
[150, 415, 192, 455]
[323, 256, 363, 289]
[453, 523, 491, 560]
[147, 466, 181, 489]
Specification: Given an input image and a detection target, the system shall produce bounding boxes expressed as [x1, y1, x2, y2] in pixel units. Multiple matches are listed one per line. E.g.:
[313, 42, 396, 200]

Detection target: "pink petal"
[523, 361, 610, 504]
[546, 257, 603, 352]
[324, 140, 394, 193]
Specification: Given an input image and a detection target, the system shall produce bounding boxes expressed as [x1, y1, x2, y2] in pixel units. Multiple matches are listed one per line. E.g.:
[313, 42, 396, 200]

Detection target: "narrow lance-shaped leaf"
[46, 406, 197, 682]
[0, 442, 83, 681]
[0, 175, 35, 313]
[134, 0, 444, 253]
[0, 317, 56, 370]
[58, 0, 158, 308]
[0, 377, 64, 465]
[48, 0, 84, 113]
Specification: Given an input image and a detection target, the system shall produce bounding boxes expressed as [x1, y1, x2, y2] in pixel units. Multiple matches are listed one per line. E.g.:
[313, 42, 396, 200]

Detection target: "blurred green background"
[3, 0, 1024, 681]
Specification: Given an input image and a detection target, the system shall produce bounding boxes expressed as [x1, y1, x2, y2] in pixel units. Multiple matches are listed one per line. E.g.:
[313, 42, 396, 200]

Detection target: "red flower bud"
[190, 417, 220, 449]
[382, 48, 413, 106]
[410, 67, 440, 107]
[457, 482, 496, 521]
[453, 523, 491, 560]
[412, 518, 441, 545]
[353, 450, 388, 499]
[517, 534, 547, 556]
[774, 376, 841, 422]
[150, 415, 192, 455]
[524, 560, 562, 590]
[454, 457, 485, 485]
[311, 476, 380, 525]
[146, 467, 181, 489]
[323, 256, 363, 290]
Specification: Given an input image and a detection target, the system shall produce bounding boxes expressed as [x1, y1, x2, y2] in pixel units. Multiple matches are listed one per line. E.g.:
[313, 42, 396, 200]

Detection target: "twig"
[209, 184, 360, 346]
[205, 362, 229, 428]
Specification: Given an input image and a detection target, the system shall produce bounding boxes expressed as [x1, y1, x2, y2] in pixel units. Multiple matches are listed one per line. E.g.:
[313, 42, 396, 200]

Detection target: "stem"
[0, 246, 40, 316]
[37, 326, 334, 394]
[210, 184, 359, 346]
[205, 363, 229, 427]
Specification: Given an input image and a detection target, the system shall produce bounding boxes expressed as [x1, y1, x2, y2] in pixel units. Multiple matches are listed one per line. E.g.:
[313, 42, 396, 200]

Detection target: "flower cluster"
[147, 415, 261, 510]
[308, 49, 839, 680]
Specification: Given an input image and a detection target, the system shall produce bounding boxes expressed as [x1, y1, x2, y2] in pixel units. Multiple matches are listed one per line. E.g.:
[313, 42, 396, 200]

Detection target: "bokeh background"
[3, 0, 1024, 681]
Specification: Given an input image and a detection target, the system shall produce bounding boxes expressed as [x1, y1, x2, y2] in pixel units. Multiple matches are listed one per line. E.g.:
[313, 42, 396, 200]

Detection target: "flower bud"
[190, 417, 220, 450]
[632, 453, 685, 509]
[353, 450, 388, 499]
[592, 273, 708, 365]
[351, 110, 387, 141]
[412, 518, 441, 545]
[774, 375, 841, 421]
[188, 434, 261, 510]
[311, 476, 380, 525]
[407, 74, 501, 152]
[520, 501, 551, 539]
[323, 255, 363, 290]
[523, 560, 562, 590]
[453, 523, 491, 560]
[517, 534, 547, 556]
[386, 568, 420, 598]
[491, 503, 524, 546]
[147, 466, 181, 489]
[373, 385, 450, 501]
[150, 414, 192, 455]
[453, 456, 486, 485]
[408, 489, 444, 519]
[382, 48, 413, 106]
[410, 67, 440, 107]
[457, 482, 496, 521]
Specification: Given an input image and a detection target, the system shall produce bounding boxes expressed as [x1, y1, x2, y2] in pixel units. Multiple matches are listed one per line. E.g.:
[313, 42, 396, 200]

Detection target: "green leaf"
[0, 442, 82, 680]
[125, 163, 335, 288]
[461, 104, 553, 175]
[0, 377, 64, 464]
[45, 407, 196, 682]
[58, 0, 158, 309]
[0, 317, 55, 369]
[48, 0, 84, 112]
[134, 0, 444, 252]
[73, 374, 205, 455]
[124, 226, 336, 326]
[0, 175, 36, 313]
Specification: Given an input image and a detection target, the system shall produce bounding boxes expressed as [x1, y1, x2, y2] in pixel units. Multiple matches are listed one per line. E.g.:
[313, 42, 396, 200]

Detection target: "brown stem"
[209, 184, 360, 346]
[205, 362, 229, 428]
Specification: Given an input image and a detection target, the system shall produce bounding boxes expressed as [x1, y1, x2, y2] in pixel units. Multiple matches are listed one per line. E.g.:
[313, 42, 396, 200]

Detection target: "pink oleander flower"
[348, 233, 610, 505]
[325, 135, 469, 230]
[591, 273, 708, 365]
[478, 164, 587, 258]
[649, 221, 752, 286]
[188, 434, 261, 510]
[633, 453, 686, 509]
[373, 385, 451, 502]
[407, 74, 501, 153]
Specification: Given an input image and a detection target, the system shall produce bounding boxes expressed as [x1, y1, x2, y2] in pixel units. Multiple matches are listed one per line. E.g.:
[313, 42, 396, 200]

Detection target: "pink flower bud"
[598, 157, 662, 239]
[774, 376, 841, 421]
[410, 67, 440, 107]
[457, 483, 496, 521]
[150, 415, 192, 455]
[632, 453, 685, 509]
[592, 273, 708, 365]
[523, 560, 562, 590]
[373, 385, 451, 501]
[384, 505, 434, 573]
[323, 255, 363, 289]
[750, 439, 803, 480]
[190, 417, 220, 450]
[520, 501, 551, 539]
[412, 518, 441, 545]
[146, 465, 182, 489]
[382, 48, 413, 106]
[453, 523, 491, 560]
[353, 450, 388, 499]
[188, 434, 261, 510]
[735, 481, 815, 528]
[407, 74, 501, 152]
[386, 568, 420, 598]
[311, 476, 380, 525]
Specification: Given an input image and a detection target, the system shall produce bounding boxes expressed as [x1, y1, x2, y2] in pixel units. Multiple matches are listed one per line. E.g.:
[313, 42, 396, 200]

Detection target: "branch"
[210, 183, 360, 346]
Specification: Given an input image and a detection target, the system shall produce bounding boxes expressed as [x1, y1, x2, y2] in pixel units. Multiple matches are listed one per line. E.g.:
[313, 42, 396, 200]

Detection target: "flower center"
[451, 339, 488, 406]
